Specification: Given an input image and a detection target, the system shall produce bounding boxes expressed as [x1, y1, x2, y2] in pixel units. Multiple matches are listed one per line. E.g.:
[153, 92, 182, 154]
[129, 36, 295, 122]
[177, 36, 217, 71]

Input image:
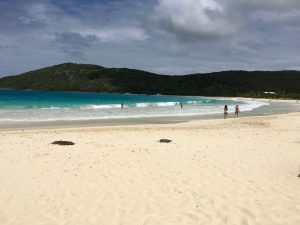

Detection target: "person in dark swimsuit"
[224, 105, 228, 119]
[235, 105, 240, 118]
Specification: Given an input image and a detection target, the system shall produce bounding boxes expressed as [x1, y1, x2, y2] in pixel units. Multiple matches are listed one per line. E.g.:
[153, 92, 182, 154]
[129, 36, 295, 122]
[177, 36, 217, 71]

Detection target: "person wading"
[235, 105, 240, 118]
[224, 105, 228, 119]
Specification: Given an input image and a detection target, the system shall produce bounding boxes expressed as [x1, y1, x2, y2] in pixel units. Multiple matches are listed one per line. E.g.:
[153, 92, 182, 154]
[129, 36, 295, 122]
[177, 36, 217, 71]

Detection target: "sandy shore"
[230, 97, 300, 104]
[1, 113, 300, 225]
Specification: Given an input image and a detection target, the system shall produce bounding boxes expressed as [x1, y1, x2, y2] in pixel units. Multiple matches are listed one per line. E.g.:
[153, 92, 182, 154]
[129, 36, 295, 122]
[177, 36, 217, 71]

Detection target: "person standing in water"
[224, 105, 228, 119]
[180, 102, 183, 109]
[235, 105, 240, 118]
[121, 102, 124, 109]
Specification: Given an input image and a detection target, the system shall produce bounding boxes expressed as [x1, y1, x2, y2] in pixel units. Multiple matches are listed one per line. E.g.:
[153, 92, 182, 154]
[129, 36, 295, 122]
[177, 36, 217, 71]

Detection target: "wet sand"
[0, 100, 299, 130]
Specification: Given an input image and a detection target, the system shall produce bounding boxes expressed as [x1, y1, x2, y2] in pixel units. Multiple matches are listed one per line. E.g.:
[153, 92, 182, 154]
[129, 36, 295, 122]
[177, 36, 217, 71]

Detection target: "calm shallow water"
[0, 90, 268, 122]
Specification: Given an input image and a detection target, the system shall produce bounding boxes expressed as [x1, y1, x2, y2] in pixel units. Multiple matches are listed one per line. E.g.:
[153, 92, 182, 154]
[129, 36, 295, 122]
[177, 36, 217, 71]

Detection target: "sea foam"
[0, 90, 269, 122]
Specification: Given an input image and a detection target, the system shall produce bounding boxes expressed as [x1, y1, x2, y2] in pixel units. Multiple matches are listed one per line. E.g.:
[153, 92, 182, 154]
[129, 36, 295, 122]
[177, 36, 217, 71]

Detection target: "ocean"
[0, 90, 267, 122]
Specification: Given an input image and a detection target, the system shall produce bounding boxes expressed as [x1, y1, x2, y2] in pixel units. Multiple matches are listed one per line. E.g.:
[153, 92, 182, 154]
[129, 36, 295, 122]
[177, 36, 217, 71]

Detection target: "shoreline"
[0, 100, 299, 131]
[0, 112, 298, 133]
[228, 97, 300, 103]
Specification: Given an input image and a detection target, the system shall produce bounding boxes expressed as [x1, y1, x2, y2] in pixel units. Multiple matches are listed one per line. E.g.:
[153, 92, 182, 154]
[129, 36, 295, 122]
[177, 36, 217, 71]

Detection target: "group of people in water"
[224, 104, 240, 119]
[121, 101, 240, 119]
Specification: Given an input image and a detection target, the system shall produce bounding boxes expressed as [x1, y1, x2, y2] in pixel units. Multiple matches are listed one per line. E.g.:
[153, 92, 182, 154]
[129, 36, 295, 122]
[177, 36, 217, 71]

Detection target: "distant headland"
[0, 63, 299, 99]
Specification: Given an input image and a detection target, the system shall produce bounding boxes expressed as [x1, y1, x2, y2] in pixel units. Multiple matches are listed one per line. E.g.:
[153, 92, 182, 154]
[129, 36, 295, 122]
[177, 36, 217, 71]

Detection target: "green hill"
[0, 63, 300, 99]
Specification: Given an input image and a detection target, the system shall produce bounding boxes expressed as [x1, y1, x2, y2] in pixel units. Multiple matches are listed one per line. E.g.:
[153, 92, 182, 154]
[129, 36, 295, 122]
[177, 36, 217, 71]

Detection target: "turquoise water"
[0, 90, 228, 109]
[0, 90, 267, 122]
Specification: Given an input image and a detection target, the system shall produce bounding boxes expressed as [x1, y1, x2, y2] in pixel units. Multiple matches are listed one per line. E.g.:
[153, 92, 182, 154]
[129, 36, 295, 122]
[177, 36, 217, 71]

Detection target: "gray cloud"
[153, 0, 241, 40]
[53, 32, 98, 58]
[0, 0, 300, 76]
[153, 0, 300, 40]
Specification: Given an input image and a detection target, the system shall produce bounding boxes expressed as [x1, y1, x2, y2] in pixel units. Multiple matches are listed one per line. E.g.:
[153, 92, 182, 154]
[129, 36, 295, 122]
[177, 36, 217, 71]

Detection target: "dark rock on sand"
[159, 139, 172, 143]
[298, 173, 300, 178]
[52, 141, 75, 146]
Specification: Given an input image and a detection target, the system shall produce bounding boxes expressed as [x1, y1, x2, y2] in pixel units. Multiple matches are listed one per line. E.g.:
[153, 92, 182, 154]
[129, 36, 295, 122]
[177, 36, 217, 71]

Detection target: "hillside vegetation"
[0, 63, 299, 99]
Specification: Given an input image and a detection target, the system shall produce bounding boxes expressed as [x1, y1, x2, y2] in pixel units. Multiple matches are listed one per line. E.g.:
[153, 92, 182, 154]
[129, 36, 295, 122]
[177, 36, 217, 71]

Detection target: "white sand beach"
[1, 113, 300, 225]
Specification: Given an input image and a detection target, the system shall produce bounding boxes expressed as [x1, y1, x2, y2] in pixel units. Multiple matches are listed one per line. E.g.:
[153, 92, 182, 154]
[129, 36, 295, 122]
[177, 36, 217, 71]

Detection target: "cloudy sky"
[0, 0, 300, 76]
